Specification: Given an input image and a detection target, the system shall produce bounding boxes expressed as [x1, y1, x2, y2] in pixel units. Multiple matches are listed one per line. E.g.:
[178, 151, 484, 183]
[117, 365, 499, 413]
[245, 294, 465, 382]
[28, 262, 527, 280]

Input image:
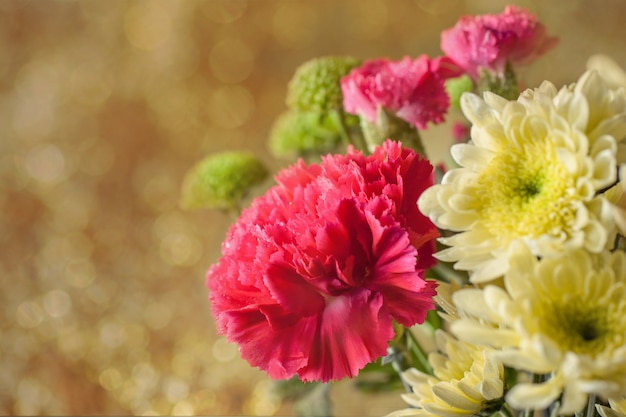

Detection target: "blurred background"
[3, 0, 626, 415]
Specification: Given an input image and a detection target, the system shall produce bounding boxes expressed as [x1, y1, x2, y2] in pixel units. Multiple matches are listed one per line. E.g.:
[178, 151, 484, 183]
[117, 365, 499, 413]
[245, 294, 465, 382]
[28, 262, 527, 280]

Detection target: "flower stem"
[585, 395, 597, 417]
[430, 262, 468, 285]
[499, 403, 517, 417]
[404, 327, 433, 375]
[333, 110, 369, 154]
[522, 407, 533, 417]
[385, 346, 413, 393]
[401, 127, 427, 159]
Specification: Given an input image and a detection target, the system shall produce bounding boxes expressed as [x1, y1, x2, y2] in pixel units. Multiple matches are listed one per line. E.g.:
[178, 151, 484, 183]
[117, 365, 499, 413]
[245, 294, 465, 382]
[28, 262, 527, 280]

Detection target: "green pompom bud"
[286, 56, 361, 113]
[180, 151, 268, 211]
[268, 110, 343, 159]
[445, 74, 474, 109]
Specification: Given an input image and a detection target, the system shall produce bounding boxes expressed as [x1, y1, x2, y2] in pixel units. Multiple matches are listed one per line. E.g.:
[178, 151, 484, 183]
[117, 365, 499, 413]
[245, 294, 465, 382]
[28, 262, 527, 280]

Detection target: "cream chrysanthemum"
[588, 54, 626, 92]
[418, 70, 626, 283]
[386, 330, 504, 417]
[604, 165, 626, 235]
[451, 242, 626, 414]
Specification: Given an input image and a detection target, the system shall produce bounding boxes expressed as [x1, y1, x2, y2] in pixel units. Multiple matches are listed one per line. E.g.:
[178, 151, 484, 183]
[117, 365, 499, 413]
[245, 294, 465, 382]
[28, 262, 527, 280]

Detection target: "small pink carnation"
[207, 140, 438, 383]
[441, 6, 558, 80]
[451, 121, 470, 142]
[340, 55, 462, 130]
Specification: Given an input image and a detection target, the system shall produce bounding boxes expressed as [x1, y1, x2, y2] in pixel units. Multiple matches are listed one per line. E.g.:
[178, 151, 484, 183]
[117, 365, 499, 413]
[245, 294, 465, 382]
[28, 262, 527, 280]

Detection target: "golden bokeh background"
[3, 0, 626, 415]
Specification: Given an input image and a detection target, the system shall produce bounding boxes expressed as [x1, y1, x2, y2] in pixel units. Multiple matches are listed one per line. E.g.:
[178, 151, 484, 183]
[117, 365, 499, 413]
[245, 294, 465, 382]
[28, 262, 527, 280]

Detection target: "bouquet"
[182, 5, 626, 417]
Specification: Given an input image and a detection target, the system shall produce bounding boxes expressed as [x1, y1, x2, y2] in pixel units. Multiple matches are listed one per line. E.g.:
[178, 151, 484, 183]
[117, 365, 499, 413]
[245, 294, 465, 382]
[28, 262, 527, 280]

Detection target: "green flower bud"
[268, 110, 342, 158]
[286, 56, 361, 113]
[180, 151, 268, 211]
[477, 61, 519, 100]
[445, 74, 474, 109]
[360, 107, 426, 157]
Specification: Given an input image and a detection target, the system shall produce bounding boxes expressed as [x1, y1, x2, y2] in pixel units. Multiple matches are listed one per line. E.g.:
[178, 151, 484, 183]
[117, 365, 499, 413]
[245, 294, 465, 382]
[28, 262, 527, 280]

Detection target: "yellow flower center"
[539, 295, 626, 356]
[545, 302, 610, 355]
[476, 139, 576, 239]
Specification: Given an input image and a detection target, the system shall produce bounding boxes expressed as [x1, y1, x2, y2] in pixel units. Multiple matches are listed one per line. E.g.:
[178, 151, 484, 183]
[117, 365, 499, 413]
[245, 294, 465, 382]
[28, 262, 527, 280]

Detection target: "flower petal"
[297, 290, 393, 382]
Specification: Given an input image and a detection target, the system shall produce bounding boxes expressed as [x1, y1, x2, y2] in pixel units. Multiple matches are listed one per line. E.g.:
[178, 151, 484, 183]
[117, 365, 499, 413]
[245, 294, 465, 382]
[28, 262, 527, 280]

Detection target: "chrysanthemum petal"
[451, 319, 519, 347]
[506, 379, 562, 410]
[596, 405, 626, 417]
[450, 143, 494, 170]
[385, 408, 434, 417]
[452, 288, 503, 322]
[431, 383, 481, 410]
[460, 92, 497, 128]
[559, 383, 589, 416]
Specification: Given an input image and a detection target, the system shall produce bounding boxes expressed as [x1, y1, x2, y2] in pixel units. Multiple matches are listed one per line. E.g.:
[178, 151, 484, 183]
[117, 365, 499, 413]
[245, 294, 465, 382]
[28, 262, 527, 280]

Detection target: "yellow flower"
[418, 70, 626, 283]
[386, 330, 504, 417]
[451, 242, 626, 414]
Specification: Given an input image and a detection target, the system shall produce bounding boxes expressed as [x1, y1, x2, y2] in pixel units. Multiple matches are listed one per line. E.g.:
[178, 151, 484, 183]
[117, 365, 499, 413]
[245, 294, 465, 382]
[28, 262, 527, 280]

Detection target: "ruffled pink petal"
[341, 55, 459, 129]
[222, 306, 317, 379]
[371, 277, 438, 327]
[441, 6, 558, 79]
[365, 142, 439, 268]
[366, 214, 437, 326]
[297, 290, 393, 382]
[264, 262, 326, 316]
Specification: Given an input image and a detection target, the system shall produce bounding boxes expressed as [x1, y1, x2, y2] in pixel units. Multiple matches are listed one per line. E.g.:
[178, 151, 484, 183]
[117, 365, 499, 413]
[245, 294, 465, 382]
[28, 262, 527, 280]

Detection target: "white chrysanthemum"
[604, 165, 626, 234]
[419, 70, 626, 283]
[586, 55, 626, 168]
[588, 55, 626, 90]
[597, 397, 626, 417]
[450, 242, 626, 414]
[386, 330, 504, 417]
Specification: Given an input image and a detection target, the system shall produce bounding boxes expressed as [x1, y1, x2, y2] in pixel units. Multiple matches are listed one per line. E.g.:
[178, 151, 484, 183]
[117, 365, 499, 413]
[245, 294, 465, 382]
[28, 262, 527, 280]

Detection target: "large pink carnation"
[340, 55, 461, 130]
[207, 140, 438, 383]
[441, 6, 558, 80]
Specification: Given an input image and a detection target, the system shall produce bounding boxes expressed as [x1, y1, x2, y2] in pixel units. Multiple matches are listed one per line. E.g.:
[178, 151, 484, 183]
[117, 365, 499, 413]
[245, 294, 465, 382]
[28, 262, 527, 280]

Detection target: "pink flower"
[441, 6, 558, 80]
[340, 55, 462, 130]
[207, 140, 438, 382]
[451, 121, 470, 142]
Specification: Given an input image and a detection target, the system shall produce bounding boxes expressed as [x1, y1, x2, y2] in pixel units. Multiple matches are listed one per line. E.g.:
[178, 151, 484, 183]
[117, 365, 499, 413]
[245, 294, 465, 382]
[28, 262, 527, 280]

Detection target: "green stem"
[404, 328, 433, 375]
[430, 262, 468, 285]
[499, 403, 517, 417]
[385, 346, 413, 393]
[334, 110, 369, 154]
[586, 395, 597, 417]
[402, 126, 428, 159]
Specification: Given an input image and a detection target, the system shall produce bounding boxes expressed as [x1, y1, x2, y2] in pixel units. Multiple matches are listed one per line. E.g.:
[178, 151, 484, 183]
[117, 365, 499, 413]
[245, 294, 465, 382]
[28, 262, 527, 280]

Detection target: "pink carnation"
[451, 121, 470, 142]
[340, 55, 462, 130]
[441, 6, 558, 80]
[207, 140, 438, 383]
